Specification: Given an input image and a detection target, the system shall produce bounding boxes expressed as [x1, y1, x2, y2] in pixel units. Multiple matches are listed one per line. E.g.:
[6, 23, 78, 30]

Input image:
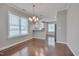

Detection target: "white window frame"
[20, 16, 28, 35]
[47, 23, 55, 32]
[8, 12, 28, 38]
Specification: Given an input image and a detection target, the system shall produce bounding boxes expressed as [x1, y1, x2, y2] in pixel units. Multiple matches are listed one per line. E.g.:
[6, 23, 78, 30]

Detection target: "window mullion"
[19, 16, 21, 35]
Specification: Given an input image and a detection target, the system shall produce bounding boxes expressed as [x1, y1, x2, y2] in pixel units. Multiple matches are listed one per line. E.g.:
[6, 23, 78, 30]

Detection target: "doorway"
[46, 22, 56, 46]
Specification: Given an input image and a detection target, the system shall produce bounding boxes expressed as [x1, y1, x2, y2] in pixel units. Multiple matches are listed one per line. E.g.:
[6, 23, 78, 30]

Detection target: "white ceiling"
[8, 3, 67, 19]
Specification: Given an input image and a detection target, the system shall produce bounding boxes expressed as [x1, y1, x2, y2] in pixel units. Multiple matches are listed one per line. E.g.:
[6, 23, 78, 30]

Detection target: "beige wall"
[0, 4, 32, 50]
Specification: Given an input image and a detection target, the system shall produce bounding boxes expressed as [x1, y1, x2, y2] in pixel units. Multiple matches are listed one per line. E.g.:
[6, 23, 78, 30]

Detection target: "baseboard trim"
[67, 43, 76, 56]
[32, 37, 45, 40]
[56, 41, 76, 56]
[0, 38, 32, 51]
[0, 37, 44, 51]
[56, 41, 67, 44]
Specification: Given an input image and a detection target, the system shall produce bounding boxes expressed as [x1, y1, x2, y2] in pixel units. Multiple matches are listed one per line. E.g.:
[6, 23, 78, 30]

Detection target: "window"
[9, 13, 20, 37]
[48, 24, 55, 32]
[8, 13, 28, 38]
[20, 17, 28, 35]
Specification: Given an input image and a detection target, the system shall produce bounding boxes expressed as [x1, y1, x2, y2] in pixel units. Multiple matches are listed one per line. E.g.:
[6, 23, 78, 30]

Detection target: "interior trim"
[0, 38, 33, 51]
[56, 41, 67, 44]
[67, 43, 76, 56]
[56, 41, 75, 56]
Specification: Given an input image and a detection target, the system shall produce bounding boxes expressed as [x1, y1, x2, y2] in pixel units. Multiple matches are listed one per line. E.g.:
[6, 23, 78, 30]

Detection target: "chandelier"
[29, 5, 39, 24]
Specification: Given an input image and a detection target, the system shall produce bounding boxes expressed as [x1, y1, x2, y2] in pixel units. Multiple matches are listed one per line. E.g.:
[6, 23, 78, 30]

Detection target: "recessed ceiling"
[9, 3, 67, 19]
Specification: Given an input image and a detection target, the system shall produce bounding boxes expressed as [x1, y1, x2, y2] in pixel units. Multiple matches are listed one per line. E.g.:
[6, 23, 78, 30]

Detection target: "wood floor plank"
[0, 38, 74, 56]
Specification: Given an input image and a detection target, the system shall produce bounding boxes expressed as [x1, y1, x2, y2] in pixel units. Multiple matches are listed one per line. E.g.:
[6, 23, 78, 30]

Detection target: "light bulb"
[33, 16, 36, 19]
[34, 18, 37, 22]
[29, 17, 32, 21]
[37, 17, 39, 21]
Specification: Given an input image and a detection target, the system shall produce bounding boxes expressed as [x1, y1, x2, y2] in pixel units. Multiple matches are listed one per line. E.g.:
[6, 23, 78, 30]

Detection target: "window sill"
[8, 34, 28, 39]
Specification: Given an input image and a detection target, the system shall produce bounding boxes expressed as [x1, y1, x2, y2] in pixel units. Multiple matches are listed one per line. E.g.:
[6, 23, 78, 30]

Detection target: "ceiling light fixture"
[29, 5, 39, 24]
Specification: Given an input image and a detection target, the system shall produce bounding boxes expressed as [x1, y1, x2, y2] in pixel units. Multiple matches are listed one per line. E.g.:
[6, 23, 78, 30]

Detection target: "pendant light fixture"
[29, 4, 39, 24]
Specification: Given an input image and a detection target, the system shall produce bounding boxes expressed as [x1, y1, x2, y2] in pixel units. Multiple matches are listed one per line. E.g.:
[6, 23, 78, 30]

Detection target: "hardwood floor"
[0, 38, 74, 56]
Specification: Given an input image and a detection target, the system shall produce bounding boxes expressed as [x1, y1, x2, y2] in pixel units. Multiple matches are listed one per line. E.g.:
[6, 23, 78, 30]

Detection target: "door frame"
[46, 22, 56, 42]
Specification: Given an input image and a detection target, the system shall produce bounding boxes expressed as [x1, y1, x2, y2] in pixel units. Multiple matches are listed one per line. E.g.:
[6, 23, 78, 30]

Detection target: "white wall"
[56, 10, 67, 43]
[0, 4, 32, 50]
[67, 4, 79, 56]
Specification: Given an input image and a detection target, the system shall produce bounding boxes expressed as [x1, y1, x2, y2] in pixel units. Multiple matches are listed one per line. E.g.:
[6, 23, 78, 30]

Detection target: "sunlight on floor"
[35, 48, 45, 56]
[11, 47, 28, 56]
[48, 37, 55, 47]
